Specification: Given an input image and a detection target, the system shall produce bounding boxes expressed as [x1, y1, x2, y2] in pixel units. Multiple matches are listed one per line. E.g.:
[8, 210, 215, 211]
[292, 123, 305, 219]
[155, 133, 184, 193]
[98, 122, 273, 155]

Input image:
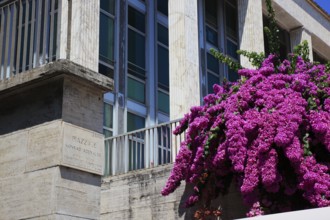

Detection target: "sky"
[314, 0, 330, 14]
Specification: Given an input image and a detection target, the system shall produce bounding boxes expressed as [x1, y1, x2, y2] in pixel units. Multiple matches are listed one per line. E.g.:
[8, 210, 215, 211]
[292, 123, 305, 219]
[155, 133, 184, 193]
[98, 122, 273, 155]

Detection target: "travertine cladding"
[0, 120, 103, 219]
[237, 0, 265, 68]
[169, 0, 201, 120]
[100, 164, 247, 220]
[272, 0, 330, 59]
[70, 0, 100, 72]
[57, 0, 100, 72]
[0, 166, 101, 220]
[0, 120, 104, 177]
[62, 76, 104, 134]
[0, 60, 113, 135]
[290, 27, 314, 61]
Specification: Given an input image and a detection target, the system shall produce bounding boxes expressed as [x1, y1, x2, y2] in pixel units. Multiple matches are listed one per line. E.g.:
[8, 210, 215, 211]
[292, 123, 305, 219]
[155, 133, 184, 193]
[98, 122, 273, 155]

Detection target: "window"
[157, 23, 169, 114]
[127, 112, 145, 170]
[103, 102, 113, 138]
[157, 0, 168, 16]
[263, 16, 291, 60]
[203, 0, 239, 95]
[224, 1, 239, 81]
[0, 0, 59, 77]
[127, 112, 145, 132]
[313, 50, 327, 63]
[206, 53, 219, 93]
[99, 0, 115, 78]
[127, 6, 146, 104]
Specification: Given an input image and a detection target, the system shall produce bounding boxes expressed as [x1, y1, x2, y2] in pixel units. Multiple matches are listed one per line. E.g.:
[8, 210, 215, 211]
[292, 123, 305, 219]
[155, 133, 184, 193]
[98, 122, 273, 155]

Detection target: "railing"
[0, 0, 61, 80]
[104, 119, 185, 176]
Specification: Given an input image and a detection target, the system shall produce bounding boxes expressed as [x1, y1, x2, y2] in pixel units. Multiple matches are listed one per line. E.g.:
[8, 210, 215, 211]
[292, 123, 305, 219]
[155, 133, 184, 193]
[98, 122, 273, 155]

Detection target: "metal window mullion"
[33, 0, 41, 66]
[161, 126, 165, 164]
[104, 139, 109, 176]
[124, 135, 129, 172]
[55, 0, 61, 59]
[9, 3, 17, 77]
[4, 5, 11, 78]
[0, 7, 6, 79]
[28, 0, 35, 70]
[100, 9, 115, 19]
[48, 0, 55, 60]
[150, 127, 155, 166]
[138, 134, 141, 169]
[41, 0, 49, 64]
[145, 129, 150, 168]
[21, 0, 30, 71]
[142, 132, 145, 168]
[112, 138, 117, 175]
[170, 122, 175, 162]
[15, 0, 23, 73]
[165, 125, 169, 163]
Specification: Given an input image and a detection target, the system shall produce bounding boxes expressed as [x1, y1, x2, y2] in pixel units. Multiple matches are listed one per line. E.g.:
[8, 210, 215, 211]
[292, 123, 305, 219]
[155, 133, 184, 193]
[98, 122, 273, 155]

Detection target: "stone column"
[237, 0, 265, 68]
[290, 27, 314, 61]
[168, 0, 201, 120]
[0, 60, 113, 219]
[58, 0, 99, 72]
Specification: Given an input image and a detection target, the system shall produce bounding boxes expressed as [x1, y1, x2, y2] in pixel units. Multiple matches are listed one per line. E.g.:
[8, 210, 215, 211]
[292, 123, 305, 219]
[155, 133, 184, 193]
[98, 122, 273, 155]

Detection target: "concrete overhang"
[0, 59, 114, 96]
[263, 0, 330, 60]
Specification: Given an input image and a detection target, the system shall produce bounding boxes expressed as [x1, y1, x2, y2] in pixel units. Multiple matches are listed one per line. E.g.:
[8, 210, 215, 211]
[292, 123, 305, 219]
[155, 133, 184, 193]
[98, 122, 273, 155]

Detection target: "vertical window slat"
[41, 0, 49, 64]
[22, 0, 30, 71]
[4, 6, 11, 78]
[28, 0, 35, 70]
[34, 0, 42, 67]
[0, 8, 5, 79]
[15, 0, 23, 74]
[48, 0, 55, 61]
[55, 0, 61, 60]
[9, 3, 18, 76]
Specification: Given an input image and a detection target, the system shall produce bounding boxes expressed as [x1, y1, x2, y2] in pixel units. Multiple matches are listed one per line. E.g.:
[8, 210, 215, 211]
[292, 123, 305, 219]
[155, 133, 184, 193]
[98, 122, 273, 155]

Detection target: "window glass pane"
[228, 68, 239, 82]
[128, 6, 145, 33]
[225, 2, 237, 39]
[207, 53, 219, 73]
[104, 129, 113, 138]
[157, 0, 168, 15]
[157, 23, 168, 46]
[206, 26, 218, 46]
[227, 39, 238, 59]
[99, 63, 114, 78]
[158, 91, 169, 114]
[127, 112, 145, 132]
[205, 0, 217, 27]
[208, 72, 219, 94]
[99, 13, 114, 64]
[101, 0, 115, 15]
[128, 29, 145, 70]
[104, 103, 113, 128]
[128, 77, 145, 103]
[313, 51, 327, 63]
[158, 45, 169, 89]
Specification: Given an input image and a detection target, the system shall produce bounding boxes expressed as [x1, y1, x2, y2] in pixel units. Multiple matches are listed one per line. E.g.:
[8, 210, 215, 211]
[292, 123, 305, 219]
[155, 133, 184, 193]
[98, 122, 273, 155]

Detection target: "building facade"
[0, 0, 329, 219]
[0, 0, 329, 137]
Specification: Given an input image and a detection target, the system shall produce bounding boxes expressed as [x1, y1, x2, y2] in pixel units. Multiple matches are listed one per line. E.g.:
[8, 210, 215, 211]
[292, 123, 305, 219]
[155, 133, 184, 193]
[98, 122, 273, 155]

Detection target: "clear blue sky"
[314, 0, 330, 14]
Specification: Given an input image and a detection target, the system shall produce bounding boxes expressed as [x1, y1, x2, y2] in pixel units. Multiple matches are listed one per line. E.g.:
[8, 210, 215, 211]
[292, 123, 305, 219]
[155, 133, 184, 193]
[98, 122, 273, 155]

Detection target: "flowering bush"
[162, 55, 330, 217]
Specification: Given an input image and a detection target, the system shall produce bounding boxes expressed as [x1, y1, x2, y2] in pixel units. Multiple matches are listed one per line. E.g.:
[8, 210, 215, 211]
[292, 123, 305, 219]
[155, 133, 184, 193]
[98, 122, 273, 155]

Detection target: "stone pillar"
[290, 27, 314, 61]
[237, 0, 265, 68]
[0, 60, 113, 219]
[168, 0, 201, 120]
[58, 0, 99, 72]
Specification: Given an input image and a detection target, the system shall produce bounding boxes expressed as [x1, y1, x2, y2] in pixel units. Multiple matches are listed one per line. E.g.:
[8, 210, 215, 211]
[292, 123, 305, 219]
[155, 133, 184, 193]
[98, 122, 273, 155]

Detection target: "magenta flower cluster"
[161, 55, 330, 216]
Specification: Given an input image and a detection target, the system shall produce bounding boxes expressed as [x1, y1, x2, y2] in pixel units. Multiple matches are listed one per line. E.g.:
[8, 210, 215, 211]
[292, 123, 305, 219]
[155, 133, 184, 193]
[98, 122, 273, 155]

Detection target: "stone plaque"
[62, 123, 104, 175]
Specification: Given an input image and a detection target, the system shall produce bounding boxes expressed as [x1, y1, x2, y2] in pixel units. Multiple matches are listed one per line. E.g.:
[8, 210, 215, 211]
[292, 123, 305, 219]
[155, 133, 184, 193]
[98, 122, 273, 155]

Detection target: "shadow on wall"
[178, 181, 248, 220]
